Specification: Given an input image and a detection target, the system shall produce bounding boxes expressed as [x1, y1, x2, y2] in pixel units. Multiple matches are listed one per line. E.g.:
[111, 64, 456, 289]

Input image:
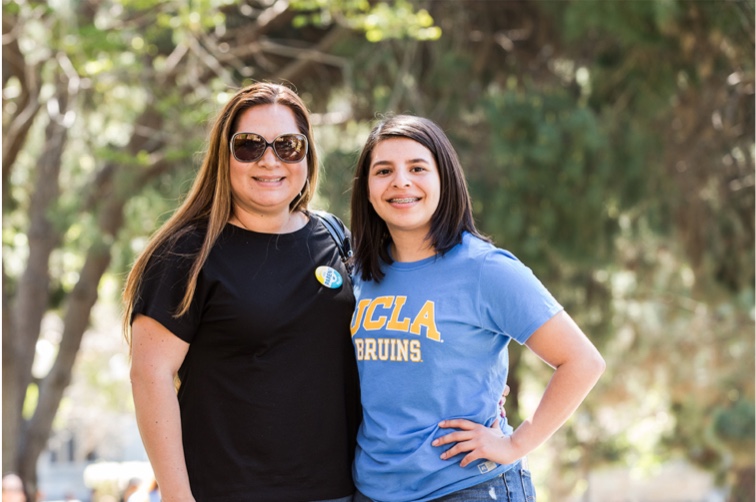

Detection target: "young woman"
[123, 83, 359, 501]
[349, 115, 605, 501]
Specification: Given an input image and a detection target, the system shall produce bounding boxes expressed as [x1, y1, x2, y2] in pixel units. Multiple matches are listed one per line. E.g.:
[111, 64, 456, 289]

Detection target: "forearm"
[510, 353, 605, 456]
[132, 371, 195, 501]
[435, 313, 605, 467]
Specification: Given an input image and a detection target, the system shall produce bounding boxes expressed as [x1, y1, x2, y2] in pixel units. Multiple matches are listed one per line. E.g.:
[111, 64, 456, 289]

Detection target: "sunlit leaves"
[291, 0, 441, 41]
[360, 3, 440, 42]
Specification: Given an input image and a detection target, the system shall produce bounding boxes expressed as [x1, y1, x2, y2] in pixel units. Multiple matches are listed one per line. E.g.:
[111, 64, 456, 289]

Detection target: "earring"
[299, 178, 310, 198]
[294, 178, 310, 206]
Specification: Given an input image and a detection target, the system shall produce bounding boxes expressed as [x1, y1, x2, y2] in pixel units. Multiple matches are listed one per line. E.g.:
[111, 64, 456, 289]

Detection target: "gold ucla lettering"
[354, 296, 441, 341]
[409, 301, 441, 341]
[364, 296, 393, 331]
[386, 296, 411, 331]
[351, 299, 371, 336]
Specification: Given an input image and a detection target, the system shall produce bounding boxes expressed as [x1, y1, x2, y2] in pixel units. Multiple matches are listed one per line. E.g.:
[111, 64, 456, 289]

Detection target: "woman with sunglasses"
[123, 83, 359, 501]
[348, 115, 605, 501]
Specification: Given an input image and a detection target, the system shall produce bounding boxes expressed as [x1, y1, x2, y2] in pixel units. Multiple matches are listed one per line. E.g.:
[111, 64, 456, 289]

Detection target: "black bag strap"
[311, 210, 353, 275]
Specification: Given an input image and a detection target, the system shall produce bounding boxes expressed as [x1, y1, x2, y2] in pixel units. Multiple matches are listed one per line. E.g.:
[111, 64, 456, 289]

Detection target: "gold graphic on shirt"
[351, 296, 442, 342]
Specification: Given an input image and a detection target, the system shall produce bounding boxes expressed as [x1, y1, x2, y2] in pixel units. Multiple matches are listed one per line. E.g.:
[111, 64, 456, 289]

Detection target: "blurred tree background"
[2, 0, 753, 500]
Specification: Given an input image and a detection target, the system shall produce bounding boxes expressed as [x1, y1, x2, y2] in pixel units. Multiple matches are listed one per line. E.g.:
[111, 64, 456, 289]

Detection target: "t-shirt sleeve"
[477, 249, 563, 345]
[132, 236, 203, 343]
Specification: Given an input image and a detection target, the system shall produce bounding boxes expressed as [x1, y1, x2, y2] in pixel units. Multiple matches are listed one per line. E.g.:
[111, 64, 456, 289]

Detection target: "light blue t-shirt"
[350, 233, 563, 502]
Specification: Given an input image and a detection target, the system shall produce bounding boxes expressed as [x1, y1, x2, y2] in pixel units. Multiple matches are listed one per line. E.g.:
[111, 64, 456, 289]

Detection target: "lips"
[253, 176, 284, 183]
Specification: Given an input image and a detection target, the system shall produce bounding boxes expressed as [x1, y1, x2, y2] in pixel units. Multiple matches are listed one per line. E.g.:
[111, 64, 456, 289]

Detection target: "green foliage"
[561, 0, 676, 47]
[473, 84, 618, 269]
[713, 397, 756, 446]
[291, 0, 441, 41]
[23, 383, 39, 420]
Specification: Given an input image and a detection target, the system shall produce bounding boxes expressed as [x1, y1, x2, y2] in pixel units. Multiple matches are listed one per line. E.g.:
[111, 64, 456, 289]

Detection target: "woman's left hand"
[433, 418, 522, 468]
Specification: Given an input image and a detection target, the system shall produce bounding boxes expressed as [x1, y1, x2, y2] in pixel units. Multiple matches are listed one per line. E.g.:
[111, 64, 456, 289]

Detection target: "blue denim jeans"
[354, 460, 535, 502]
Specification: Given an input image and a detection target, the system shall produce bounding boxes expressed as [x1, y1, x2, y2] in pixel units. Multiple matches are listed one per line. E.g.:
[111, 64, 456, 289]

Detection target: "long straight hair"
[350, 114, 488, 282]
[122, 83, 318, 346]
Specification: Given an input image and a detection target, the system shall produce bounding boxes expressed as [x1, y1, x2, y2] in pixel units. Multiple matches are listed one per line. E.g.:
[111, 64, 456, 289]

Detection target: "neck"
[230, 207, 307, 234]
[389, 231, 436, 262]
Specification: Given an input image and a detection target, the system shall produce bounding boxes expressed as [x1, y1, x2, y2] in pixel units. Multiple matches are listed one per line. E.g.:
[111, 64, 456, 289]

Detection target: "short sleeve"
[477, 249, 563, 345]
[132, 233, 204, 343]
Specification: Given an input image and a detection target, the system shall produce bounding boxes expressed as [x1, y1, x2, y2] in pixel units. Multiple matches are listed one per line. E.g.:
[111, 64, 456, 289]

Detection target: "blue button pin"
[315, 266, 343, 289]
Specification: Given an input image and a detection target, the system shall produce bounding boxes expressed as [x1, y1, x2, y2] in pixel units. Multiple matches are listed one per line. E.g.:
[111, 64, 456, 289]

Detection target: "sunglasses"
[230, 132, 308, 163]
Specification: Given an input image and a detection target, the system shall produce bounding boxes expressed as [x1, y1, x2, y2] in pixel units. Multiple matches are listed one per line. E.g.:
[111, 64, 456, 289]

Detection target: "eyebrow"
[371, 158, 430, 168]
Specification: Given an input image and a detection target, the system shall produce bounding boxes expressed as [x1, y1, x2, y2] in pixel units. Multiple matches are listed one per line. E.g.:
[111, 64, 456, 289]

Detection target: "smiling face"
[229, 104, 308, 219]
[367, 137, 441, 241]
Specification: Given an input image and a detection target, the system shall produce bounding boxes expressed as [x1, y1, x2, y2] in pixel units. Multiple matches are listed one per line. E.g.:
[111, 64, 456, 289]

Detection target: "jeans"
[354, 460, 535, 502]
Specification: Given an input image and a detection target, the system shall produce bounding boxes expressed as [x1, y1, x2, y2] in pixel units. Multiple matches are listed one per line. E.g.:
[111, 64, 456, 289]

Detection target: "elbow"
[129, 361, 160, 389]
[129, 363, 147, 390]
[590, 350, 607, 380]
[130, 361, 179, 397]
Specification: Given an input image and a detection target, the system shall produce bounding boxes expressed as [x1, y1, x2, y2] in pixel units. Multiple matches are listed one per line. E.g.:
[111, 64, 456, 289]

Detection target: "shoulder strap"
[311, 210, 353, 274]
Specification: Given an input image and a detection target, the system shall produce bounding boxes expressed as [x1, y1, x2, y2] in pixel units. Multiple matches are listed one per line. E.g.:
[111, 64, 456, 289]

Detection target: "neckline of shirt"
[225, 215, 316, 239]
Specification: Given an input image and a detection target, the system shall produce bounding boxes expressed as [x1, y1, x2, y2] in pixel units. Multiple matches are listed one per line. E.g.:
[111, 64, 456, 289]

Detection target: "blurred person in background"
[1, 474, 26, 502]
[126, 478, 159, 502]
[119, 478, 141, 502]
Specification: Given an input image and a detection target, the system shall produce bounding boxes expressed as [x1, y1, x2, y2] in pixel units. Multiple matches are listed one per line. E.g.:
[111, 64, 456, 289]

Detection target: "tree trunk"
[13, 101, 167, 498]
[1, 10, 43, 475]
[19, 242, 115, 496]
[2, 265, 22, 473]
[5, 75, 70, 480]
[729, 465, 756, 502]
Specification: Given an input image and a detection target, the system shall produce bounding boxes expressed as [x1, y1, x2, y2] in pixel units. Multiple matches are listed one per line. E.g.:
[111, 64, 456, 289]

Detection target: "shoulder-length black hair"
[350, 114, 488, 282]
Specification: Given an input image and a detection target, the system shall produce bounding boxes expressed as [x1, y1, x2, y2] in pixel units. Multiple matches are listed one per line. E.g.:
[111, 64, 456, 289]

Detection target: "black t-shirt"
[134, 217, 360, 501]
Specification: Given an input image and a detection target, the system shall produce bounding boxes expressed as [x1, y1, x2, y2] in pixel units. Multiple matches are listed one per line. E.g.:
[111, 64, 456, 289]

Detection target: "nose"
[257, 145, 279, 167]
[392, 171, 411, 188]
